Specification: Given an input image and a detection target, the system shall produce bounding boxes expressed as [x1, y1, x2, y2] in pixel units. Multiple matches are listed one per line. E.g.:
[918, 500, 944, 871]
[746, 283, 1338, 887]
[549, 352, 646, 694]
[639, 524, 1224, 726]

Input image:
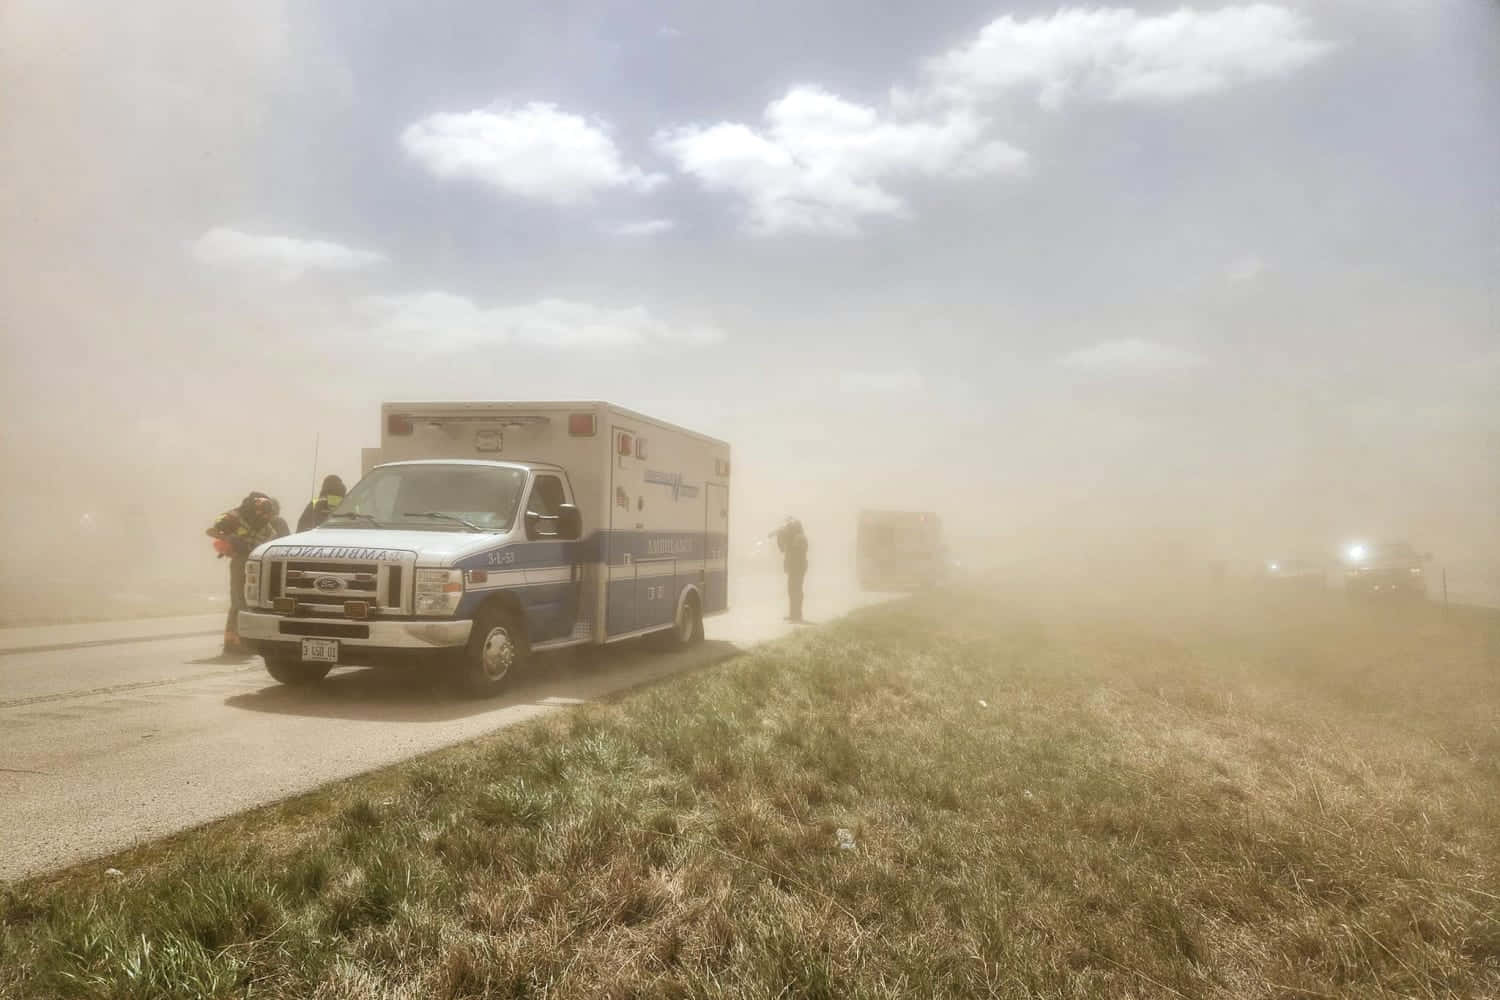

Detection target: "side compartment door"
[634, 559, 676, 630]
[704, 482, 729, 614]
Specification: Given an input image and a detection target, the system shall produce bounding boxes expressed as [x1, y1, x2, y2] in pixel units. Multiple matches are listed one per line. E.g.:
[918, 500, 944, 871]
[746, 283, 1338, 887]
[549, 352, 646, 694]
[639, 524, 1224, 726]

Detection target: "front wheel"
[456, 607, 526, 698]
[264, 654, 332, 686]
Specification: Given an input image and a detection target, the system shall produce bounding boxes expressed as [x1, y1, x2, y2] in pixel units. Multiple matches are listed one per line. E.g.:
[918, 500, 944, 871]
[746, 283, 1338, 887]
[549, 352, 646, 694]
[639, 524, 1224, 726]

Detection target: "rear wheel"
[456, 606, 526, 697]
[264, 654, 332, 686]
[660, 593, 703, 650]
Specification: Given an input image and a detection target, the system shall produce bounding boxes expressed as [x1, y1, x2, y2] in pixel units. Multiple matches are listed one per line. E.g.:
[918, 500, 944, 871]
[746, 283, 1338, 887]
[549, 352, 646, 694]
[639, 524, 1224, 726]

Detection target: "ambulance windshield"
[328, 463, 528, 532]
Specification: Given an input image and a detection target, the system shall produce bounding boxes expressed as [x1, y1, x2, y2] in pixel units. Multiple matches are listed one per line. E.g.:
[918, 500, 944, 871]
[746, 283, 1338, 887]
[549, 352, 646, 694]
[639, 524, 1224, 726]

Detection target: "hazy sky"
[2, 0, 1497, 576]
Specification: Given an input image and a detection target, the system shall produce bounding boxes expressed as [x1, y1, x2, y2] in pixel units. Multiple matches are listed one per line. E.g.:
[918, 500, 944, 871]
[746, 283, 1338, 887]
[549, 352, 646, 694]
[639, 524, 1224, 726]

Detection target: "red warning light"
[569, 413, 596, 436]
[387, 414, 414, 436]
[618, 432, 634, 456]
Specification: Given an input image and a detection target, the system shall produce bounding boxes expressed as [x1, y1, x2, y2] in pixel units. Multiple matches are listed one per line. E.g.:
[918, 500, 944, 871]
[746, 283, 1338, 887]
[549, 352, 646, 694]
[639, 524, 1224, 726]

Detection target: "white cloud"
[1060, 338, 1205, 374]
[188, 227, 385, 280]
[1227, 254, 1265, 283]
[923, 6, 1333, 110]
[838, 370, 925, 393]
[401, 102, 665, 205]
[357, 292, 725, 351]
[610, 218, 676, 236]
[658, 86, 1026, 235]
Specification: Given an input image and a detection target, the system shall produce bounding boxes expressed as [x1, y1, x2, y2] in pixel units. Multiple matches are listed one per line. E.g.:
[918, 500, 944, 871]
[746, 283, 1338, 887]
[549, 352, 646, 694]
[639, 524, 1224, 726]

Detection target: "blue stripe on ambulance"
[453, 529, 728, 639]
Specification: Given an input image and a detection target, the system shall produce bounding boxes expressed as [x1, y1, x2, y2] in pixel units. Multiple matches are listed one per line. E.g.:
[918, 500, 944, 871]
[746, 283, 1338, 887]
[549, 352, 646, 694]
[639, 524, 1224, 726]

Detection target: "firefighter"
[207, 492, 281, 656]
[268, 497, 290, 540]
[297, 475, 347, 532]
[771, 516, 809, 623]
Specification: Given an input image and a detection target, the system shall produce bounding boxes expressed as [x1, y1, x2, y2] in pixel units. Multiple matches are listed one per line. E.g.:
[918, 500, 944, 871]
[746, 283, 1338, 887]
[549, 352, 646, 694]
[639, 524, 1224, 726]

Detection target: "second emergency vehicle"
[856, 509, 946, 591]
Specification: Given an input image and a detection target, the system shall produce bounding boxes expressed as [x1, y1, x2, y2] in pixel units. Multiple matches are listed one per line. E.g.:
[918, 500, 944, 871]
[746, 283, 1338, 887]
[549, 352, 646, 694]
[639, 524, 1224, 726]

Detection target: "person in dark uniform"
[297, 475, 347, 532]
[207, 492, 281, 656]
[772, 517, 809, 623]
[268, 497, 290, 540]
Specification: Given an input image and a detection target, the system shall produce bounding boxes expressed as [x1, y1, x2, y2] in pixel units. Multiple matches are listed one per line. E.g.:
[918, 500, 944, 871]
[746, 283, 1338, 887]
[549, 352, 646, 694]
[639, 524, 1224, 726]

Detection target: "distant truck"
[1260, 557, 1327, 590]
[1342, 541, 1430, 600]
[856, 509, 946, 591]
[240, 401, 731, 695]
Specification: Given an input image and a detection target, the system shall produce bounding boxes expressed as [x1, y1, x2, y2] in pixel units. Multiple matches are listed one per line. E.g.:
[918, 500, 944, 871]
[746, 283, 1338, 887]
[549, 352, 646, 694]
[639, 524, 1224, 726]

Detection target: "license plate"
[301, 638, 339, 663]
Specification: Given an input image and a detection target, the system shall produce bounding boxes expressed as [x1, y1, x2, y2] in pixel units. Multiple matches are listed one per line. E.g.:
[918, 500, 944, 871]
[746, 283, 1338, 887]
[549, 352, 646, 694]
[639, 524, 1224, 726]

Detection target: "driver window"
[527, 475, 566, 534]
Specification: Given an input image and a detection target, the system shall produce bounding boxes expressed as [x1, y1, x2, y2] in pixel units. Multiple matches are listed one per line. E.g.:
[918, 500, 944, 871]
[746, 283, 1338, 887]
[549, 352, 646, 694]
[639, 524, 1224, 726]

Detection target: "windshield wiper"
[326, 512, 381, 526]
[402, 511, 485, 532]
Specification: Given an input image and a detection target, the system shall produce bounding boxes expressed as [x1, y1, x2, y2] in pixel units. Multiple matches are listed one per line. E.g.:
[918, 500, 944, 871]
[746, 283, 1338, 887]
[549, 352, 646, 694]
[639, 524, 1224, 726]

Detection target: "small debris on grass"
[1023, 790, 1035, 801]
[835, 828, 856, 851]
[104, 868, 123, 878]
[978, 699, 989, 708]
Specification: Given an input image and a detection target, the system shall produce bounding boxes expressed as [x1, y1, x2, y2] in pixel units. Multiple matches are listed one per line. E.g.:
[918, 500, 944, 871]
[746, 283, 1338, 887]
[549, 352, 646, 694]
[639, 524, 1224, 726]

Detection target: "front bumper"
[1345, 574, 1424, 596]
[238, 611, 473, 649]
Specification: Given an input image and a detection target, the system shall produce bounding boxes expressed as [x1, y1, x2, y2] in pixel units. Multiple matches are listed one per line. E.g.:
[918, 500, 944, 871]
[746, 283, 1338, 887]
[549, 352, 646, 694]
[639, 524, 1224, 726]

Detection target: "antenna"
[309, 433, 320, 501]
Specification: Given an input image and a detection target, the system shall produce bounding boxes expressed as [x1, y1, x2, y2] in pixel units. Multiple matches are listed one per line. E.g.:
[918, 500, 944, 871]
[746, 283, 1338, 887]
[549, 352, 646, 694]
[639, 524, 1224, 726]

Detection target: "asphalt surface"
[0, 572, 885, 883]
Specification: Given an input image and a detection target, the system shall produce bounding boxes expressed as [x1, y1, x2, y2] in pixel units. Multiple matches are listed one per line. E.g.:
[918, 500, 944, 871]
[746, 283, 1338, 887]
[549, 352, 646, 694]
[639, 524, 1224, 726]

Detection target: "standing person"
[268, 497, 290, 540]
[207, 492, 280, 657]
[297, 475, 347, 532]
[772, 516, 809, 623]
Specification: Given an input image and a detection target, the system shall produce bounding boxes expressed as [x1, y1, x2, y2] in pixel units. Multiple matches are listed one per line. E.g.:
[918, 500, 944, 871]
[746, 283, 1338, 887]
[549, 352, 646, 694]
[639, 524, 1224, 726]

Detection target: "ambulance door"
[606, 425, 642, 634]
[520, 472, 579, 642]
[629, 431, 674, 632]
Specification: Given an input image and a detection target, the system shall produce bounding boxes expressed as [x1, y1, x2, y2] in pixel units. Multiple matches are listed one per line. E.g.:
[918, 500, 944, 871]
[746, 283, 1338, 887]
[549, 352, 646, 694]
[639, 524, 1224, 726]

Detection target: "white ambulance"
[239, 402, 731, 696]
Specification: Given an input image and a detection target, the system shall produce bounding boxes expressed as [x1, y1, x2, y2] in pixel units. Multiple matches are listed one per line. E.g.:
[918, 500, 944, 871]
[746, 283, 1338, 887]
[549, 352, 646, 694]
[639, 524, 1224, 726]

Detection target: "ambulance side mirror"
[556, 505, 582, 541]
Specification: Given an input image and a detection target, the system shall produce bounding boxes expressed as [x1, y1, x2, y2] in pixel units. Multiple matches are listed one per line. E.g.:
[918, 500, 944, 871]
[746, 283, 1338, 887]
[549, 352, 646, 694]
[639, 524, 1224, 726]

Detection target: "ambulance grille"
[267, 559, 409, 616]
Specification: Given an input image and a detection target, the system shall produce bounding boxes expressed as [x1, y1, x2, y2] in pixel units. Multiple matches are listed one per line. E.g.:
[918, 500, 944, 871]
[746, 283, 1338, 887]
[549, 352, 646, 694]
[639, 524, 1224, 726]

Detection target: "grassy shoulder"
[4, 587, 1500, 998]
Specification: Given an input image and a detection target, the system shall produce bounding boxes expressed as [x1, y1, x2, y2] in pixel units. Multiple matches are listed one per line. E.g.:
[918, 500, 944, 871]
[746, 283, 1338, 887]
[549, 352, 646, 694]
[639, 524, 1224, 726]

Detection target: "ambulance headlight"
[415, 568, 464, 616]
[244, 560, 261, 606]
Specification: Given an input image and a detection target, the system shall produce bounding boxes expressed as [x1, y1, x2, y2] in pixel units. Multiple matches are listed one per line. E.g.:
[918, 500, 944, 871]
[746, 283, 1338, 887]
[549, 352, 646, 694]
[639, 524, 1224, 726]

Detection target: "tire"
[264, 654, 332, 686]
[456, 606, 526, 698]
[659, 593, 703, 650]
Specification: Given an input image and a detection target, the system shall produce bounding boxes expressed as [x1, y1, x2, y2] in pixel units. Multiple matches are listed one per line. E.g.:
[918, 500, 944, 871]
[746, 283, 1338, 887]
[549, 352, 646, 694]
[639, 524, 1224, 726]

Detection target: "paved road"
[0, 573, 884, 882]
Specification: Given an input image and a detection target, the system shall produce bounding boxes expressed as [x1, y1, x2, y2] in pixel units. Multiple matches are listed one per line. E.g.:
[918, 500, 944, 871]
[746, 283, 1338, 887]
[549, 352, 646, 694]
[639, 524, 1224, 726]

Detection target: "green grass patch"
[4, 587, 1500, 997]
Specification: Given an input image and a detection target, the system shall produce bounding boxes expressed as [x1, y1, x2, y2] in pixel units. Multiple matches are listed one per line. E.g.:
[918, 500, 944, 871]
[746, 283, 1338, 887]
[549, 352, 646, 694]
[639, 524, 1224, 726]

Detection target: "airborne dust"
[1, 1, 1497, 624]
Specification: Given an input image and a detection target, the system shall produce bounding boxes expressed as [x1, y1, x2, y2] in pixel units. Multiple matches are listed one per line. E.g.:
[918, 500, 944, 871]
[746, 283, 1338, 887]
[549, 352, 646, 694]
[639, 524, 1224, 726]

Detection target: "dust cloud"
[1, 1, 1496, 624]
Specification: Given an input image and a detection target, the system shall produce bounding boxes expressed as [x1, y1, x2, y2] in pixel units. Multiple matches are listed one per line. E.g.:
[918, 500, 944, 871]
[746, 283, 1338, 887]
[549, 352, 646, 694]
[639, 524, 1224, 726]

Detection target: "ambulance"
[856, 509, 946, 591]
[238, 402, 731, 695]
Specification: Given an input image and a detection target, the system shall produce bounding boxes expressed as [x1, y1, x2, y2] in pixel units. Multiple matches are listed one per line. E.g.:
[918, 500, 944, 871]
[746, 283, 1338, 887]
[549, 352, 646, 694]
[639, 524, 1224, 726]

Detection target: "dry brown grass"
[3, 583, 1499, 998]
